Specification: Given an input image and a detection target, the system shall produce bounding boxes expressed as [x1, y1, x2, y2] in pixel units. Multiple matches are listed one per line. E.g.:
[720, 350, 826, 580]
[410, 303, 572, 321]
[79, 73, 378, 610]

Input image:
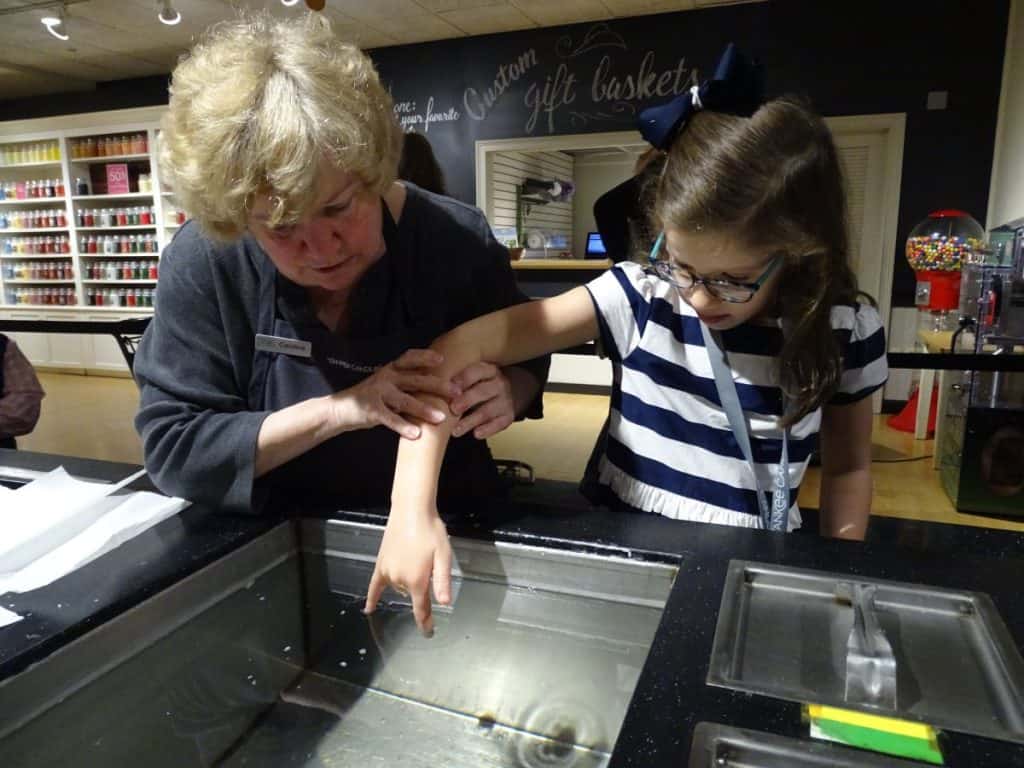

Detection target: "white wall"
[987, 0, 1024, 229]
[571, 154, 637, 258]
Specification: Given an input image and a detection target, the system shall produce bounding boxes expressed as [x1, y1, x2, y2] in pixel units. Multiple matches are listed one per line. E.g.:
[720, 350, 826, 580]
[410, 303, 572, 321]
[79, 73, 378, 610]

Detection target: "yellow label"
[806, 704, 936, 740]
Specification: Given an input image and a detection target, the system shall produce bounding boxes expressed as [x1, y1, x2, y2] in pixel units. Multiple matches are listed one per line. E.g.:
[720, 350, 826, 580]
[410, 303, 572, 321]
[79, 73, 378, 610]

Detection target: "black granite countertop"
[2, 451, 1023, 766]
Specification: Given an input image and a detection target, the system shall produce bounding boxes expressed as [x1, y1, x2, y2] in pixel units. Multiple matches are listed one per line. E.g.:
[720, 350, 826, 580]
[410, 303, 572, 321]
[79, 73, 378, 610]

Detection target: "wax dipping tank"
[906, 210, 987, 340]
[0, 520, 676, 767]
[937, 221, 1024, 517]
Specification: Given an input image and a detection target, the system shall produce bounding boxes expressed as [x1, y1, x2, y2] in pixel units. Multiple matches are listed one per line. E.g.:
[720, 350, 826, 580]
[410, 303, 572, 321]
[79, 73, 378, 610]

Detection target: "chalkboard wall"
[2, 0, 1009, 306]
[369, 0, 1010, 307]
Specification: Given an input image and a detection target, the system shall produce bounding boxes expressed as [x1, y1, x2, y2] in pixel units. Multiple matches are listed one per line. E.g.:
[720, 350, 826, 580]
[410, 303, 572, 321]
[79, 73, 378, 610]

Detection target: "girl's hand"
[364, 506, 453, 637]
[330, 349, 459, 439]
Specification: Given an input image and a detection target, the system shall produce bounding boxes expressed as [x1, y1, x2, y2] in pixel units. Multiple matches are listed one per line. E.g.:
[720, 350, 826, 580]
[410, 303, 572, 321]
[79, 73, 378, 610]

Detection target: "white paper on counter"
[0, 605, 23, 628]
[0, 467, 190, 600]
[0, 467, 126, 572]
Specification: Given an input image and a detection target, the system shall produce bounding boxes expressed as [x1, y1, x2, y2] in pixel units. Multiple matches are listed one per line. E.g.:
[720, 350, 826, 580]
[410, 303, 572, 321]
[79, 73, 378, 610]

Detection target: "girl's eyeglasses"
[645, 231, 783, 304]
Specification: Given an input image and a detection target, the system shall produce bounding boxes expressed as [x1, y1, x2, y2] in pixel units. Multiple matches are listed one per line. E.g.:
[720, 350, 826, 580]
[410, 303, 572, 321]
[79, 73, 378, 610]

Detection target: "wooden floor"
[17, 372, 1024, 532]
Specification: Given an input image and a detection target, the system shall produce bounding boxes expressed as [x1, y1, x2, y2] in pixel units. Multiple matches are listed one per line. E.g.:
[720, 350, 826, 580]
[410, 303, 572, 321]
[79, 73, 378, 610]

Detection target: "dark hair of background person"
[398, 132, 448, 196]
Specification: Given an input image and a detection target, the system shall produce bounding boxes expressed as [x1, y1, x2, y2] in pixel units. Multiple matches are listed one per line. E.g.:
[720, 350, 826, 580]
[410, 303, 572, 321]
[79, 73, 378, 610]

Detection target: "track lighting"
[41, 3, 69, 41]
[157, 0, 181, 26]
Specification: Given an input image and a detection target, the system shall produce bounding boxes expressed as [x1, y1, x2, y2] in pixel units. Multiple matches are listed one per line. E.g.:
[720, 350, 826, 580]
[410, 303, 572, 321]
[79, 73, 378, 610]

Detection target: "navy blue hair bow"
[638, 43, 765, 150]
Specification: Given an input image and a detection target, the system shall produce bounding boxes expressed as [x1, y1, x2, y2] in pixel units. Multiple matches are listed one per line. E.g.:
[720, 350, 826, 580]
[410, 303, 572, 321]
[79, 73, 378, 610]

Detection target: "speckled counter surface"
[2, 451, 1023, 766]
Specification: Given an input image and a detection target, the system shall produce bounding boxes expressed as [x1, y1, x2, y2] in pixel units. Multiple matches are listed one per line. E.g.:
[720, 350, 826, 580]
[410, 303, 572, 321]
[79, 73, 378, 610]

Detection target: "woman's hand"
[330, 349, 460, 439]
[364, 505, 452, 636]
[450, 363, 537, 439]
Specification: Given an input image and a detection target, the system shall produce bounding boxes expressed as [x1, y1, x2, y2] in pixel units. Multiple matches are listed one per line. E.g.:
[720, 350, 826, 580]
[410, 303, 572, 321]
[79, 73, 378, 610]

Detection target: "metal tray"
[707, 560, 1024, 744]
[689, 722, 931, 767]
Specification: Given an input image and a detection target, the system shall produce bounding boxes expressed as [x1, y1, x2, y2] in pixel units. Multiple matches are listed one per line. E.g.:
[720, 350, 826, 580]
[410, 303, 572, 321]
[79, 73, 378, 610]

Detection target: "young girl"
[366, 63, 888, 634]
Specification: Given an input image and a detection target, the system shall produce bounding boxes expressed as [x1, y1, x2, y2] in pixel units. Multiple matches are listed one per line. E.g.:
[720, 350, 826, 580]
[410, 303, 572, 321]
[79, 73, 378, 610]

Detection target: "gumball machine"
[888, 210, 988, 436]
[905, 210, 987, 348]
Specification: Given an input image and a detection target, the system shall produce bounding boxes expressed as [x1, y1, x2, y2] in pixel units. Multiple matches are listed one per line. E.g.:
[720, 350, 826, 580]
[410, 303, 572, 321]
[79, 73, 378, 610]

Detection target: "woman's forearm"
[254, 395, 342, 478]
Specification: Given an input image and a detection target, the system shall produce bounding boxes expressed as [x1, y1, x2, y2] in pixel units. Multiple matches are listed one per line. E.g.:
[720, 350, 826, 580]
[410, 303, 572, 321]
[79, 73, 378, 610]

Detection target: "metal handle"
[839, 583, 899, 710]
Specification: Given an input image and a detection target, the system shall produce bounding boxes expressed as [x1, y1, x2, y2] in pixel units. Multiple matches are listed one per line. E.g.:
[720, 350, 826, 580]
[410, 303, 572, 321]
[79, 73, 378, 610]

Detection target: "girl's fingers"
[432, 545, 453, 606]
[364, 567, 386, 614]
[410, 582, 435, 637]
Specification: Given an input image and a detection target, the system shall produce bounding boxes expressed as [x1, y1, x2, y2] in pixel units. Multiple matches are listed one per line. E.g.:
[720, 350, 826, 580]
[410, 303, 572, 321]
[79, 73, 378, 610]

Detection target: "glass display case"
[937, 221, 1024, 517]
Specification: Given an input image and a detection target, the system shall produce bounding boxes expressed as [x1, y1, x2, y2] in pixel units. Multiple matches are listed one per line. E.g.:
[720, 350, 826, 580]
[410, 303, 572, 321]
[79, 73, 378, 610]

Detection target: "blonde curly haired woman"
[134, 14, 548, 514]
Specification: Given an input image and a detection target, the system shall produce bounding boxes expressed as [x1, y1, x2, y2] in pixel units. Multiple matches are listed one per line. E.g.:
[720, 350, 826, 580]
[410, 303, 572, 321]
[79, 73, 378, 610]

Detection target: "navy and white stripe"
[585, 261, 888, 529]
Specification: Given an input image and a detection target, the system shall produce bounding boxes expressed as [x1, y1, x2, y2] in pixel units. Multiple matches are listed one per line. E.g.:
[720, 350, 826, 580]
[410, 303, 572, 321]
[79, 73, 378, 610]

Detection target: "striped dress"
[583, 262, 888, 530]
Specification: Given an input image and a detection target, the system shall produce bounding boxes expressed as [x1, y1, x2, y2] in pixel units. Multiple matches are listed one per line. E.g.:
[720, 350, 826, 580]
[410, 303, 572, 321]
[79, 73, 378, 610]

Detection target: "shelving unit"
[1, 228, 69, 234]
[0, 124, 181, 314]
[84, 279, 158, 284]
[1, 253, 71, 259]
[72, 193, 152, 201]
[0, 114, 174, 372]
[0, 155, 73, 311]
[76, 225, 158, 232]
[0, 197, 67, 205]
[0, 161, 62, 169]
[72, 153, 150, 163]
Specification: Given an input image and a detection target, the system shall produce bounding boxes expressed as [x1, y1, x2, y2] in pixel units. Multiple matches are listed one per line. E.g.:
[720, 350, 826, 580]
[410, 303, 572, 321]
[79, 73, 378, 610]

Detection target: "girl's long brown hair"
[654, 96, 860, 425]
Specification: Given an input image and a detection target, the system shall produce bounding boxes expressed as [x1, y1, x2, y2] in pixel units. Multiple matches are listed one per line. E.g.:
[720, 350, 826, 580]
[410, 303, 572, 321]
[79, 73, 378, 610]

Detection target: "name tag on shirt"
[255, 334, 312, 358]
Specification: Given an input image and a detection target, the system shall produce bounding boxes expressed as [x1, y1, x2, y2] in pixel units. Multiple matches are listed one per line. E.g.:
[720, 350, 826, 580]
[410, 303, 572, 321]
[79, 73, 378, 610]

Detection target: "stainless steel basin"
[0, 519, 676, 767]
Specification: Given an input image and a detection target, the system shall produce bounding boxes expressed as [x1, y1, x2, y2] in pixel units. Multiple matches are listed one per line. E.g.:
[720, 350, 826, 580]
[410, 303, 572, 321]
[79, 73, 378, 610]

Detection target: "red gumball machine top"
[906, 209, 986, 311]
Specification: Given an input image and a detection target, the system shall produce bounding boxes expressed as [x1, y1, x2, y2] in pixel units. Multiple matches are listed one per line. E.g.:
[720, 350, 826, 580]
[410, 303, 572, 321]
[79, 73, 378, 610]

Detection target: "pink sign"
[105, 163, 130, 195]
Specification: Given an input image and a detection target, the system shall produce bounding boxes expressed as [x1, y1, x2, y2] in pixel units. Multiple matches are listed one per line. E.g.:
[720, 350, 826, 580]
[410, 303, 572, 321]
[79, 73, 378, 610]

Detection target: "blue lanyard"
[700, 321, 790, 531]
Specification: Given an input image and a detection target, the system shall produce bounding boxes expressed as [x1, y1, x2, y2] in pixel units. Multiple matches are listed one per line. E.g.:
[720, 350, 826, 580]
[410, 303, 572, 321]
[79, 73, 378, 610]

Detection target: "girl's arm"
[818, 397, 874, 540]
[364, 286, 599, 634]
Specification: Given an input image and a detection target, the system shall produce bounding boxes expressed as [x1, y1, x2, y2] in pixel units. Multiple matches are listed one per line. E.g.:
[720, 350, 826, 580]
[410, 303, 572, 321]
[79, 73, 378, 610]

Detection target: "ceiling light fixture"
[41, 3, 69, 41]
[280, 0, 302, 6]
[157, 0, 181, 26]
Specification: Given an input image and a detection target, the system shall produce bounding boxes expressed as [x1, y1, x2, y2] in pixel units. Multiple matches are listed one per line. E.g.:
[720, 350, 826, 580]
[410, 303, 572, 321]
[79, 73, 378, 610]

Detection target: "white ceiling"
[0, 0, 762, 102]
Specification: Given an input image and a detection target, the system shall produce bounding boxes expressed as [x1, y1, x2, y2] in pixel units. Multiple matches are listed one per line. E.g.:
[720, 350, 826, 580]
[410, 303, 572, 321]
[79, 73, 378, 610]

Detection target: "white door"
[829, 124, 901, 344]
[828, 116, 906, 410]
